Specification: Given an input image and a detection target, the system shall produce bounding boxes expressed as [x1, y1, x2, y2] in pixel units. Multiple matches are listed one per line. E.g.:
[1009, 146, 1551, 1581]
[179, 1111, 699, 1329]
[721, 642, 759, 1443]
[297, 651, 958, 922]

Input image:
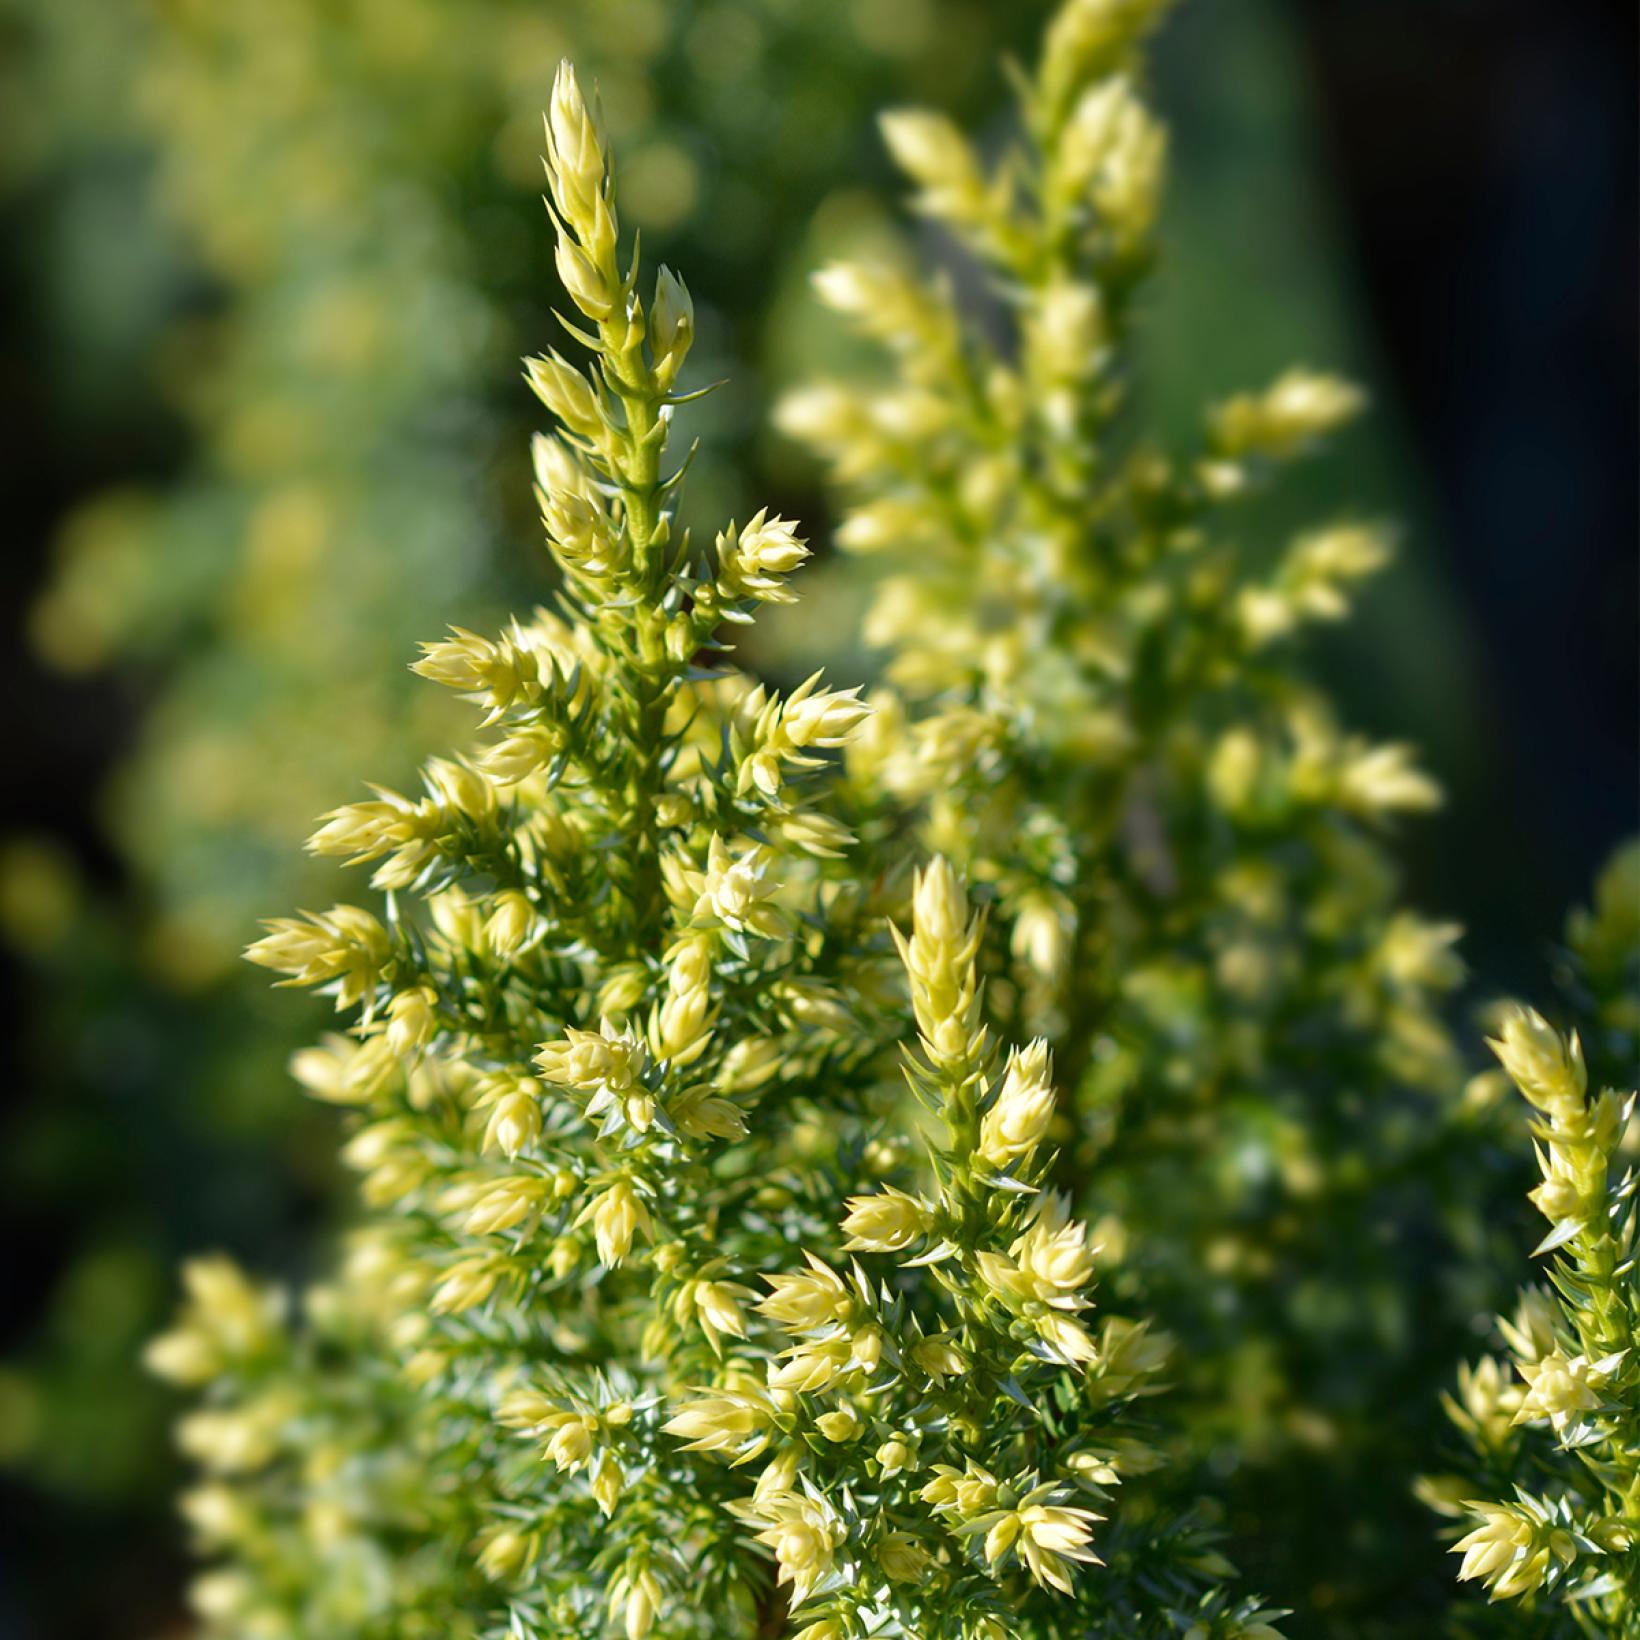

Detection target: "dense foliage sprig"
[1421, 845, 1640, 1633]
[149, 51, 1283, 1640]
[780, 0, 1492, 1615]
[7, 13, 1496, 1631]
[144, 2, 1633, 1632]
[1, 8, 1051, 1560]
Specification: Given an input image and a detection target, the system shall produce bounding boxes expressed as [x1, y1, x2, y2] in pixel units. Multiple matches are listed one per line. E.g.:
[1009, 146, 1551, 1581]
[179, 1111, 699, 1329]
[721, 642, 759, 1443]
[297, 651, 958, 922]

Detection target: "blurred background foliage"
[0, 0, 1630, 1636]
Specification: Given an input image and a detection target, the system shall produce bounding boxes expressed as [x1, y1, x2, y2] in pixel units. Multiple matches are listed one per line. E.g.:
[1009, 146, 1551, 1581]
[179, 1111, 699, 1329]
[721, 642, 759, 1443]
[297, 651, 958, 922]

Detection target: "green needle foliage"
[150, 50, 1284, 1640]
[778, 0, 1494, 1621]
[1421, 845, 1640, 1634]
[0, 0, 1045, 1562]
[6, 12, 1479, 1620]
[145, 1, 1636, 1633]
[18, 0, 1041, 974]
